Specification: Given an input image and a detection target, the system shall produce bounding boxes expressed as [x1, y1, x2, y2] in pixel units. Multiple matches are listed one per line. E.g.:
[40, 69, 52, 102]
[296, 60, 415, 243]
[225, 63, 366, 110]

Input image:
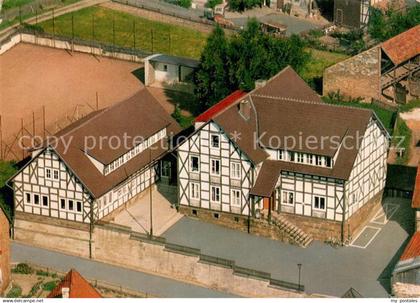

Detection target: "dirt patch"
[0, 43, 143, 160]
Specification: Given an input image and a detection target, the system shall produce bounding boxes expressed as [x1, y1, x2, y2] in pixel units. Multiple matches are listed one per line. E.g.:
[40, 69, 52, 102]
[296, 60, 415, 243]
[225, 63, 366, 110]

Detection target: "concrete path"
[11, 242, 237, 298]
[164, 197, 413, 297]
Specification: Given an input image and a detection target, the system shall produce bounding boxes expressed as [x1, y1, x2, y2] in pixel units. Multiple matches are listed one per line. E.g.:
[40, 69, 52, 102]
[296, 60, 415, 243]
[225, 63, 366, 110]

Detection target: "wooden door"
[263, 197, 270, 209]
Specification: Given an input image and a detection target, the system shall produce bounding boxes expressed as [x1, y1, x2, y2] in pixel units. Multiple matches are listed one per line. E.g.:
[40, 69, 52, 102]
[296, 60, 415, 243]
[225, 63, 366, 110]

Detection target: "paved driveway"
[163, 197, 413, 297]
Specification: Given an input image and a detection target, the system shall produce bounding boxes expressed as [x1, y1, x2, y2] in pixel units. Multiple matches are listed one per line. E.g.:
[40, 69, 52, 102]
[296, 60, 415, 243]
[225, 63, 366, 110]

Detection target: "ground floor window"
[211, 186, 221, 203]
[314, 196, 326, 211]
[34, 194, 40, 205]
[231, 189, 241, 206]
[42, 196, 49, 207]
[190, 182, 200, 200]
[281, 191, 294, 205]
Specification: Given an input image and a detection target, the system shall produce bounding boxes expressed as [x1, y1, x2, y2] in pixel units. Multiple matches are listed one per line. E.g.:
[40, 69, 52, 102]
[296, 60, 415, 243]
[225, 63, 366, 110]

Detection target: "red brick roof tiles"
[400, 232, 420, 261]
[381, 25, 420, 66]
[47, 269, 102, 298]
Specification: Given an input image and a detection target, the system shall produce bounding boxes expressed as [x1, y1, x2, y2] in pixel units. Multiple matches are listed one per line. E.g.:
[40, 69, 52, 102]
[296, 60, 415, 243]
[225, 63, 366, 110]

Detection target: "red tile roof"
[400, 232, 420, 261]
[381, 25, 420, 66]
[48, 269, 102, 298]
[412, 163, 420, 208]
[195, 90, 246, 123]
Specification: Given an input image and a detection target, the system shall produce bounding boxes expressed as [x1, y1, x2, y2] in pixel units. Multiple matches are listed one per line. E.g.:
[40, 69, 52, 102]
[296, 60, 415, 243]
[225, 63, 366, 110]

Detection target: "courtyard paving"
[163, 197, 414, 297]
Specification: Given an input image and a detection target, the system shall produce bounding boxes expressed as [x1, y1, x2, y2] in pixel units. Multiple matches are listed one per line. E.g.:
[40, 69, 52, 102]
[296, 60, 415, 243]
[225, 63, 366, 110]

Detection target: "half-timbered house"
[9, 89, 181, 226]
[176, 66, 389, 243]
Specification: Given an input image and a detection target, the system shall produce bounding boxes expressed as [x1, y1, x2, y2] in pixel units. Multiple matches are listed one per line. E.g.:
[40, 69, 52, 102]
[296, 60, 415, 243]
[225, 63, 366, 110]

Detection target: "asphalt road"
[11, 242, 237, 298]
[164, 197, 413, 298]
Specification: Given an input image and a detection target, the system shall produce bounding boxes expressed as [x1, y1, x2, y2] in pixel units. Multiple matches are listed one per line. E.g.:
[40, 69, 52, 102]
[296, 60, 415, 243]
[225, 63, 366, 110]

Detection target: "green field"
[38, 6, 209, 59]
[301, 49, 348, 82]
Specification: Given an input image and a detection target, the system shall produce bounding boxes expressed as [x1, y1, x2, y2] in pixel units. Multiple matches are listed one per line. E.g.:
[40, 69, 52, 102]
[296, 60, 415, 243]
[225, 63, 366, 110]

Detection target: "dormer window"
[325, 157, 332, 168]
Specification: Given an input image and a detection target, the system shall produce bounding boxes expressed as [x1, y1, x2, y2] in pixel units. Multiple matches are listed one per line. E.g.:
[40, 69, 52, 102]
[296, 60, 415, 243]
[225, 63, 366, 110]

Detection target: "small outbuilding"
[144, 54, 199, 90]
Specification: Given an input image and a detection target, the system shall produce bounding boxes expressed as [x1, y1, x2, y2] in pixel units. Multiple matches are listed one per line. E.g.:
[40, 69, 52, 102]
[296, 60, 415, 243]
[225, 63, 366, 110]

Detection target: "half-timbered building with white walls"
[176, 67, 389, 245]
[9, 88, 181, 234]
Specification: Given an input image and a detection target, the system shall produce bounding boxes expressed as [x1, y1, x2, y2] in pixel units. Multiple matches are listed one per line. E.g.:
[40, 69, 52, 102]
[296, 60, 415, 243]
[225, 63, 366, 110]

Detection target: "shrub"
[42, 281, 58, 291]
[12, 263, 34, 275]
[206, 0, 222, 9]
[6, 284, 22, 298]
[392, 117, 412, 165]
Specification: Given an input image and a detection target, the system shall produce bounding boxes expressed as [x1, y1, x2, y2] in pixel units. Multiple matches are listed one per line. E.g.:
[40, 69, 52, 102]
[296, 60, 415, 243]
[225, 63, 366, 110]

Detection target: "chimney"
[62, 287, 70, 299]
[255, 79, 267, 89]
[239, 99, 251, 120]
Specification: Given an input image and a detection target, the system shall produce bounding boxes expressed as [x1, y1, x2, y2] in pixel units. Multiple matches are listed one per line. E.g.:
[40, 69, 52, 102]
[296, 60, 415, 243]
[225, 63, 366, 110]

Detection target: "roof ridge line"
[252, 94, 374, 112]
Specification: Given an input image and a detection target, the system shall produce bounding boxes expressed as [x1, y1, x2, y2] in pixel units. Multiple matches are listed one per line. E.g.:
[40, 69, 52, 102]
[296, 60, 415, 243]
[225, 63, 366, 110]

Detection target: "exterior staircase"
[266, 211, 314, 248]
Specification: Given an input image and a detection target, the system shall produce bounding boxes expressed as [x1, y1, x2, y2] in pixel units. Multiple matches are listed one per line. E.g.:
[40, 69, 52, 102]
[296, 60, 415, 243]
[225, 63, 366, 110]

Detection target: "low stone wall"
[0, 32, 144, 63]
[13, 213, 308, 297]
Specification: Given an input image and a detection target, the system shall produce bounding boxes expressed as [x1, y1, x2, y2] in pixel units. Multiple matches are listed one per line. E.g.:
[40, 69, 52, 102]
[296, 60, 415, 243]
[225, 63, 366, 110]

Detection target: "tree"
[193, 25, 231, 112]
[229, 0, 264, 12]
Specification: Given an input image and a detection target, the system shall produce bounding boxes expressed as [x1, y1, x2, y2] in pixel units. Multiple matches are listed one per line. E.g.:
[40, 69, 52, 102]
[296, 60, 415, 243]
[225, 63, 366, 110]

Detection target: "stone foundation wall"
[345, 190, 383, 242]
[323, 46, 381, 101]
[0, 211, 10, 296]
[13, 213, 308, 297]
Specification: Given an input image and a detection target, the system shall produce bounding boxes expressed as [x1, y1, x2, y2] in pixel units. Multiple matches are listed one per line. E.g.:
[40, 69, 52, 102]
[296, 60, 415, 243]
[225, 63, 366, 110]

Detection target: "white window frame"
[281, 190, 294, 205]
[297, 153, 304, 163]
[231, 189, 241, 206]
[316, 156, 323, 166]
[25, 192, 31, 204]
[279, 150, 284, 160]
[45, 168, 52, 179]
[53, 170, 59, 180]
[190, 182, 200, 200]
[231, 162, 241, 180]
[211, 134, 220, 149]
[211, 159, 220, 176]
[190, 155, 200, 173]
[313, 196, 326, 211]
[42, 195, 49, 207]
[307, 154, 313, 165]
[34, 194, 40, 205]
[210, 186, 221, 203]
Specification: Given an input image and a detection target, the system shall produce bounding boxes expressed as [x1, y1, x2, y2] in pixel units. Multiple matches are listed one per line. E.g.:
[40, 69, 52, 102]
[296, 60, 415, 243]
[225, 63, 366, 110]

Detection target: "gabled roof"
[400, 232, 420, 261]
[11, 88, 182, 198]
[381, 25, 420, 66]
[412, 163, 420, 208]
[48, 269, 102, 298]
[252, 66, 322, 103]
[195, 90, 246, 123]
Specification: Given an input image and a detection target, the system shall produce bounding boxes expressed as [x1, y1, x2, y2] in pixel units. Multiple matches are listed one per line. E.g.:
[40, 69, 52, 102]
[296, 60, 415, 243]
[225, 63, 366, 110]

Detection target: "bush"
[392, 117, 412, 165]
[42, 281, 58, 291]
[12, 263, 34, 275]
[399, 99, 420, 113]
[229, 0, 263, 12]
[6, 284, 22, 298]
[206, 0, 222, 9]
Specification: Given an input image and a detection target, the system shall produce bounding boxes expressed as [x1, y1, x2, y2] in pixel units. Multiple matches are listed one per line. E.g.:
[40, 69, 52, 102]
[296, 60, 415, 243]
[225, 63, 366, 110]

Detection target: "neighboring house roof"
[401, 232, 420, 261]
[252, 66, 322, 103]
[145, 54, 200, 68]
[412, 163, 420, 208]
[11, 89, 181, 198]
[381, 25, 420, 66]
[48, 269, 102, 298]
[195, 90, 246, 123]
[341, 287, 363, 298]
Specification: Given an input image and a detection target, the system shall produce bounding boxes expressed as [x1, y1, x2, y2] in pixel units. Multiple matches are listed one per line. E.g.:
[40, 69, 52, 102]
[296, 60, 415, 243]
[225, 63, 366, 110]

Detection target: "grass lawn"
[38, 6, 208, 59]
[2, 0, 34, 10]
[301, 49, 348, 92]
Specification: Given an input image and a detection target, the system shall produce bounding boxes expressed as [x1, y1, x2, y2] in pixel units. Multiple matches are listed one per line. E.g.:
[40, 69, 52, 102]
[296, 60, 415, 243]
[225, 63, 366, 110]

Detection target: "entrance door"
[263, 197, 270, 209]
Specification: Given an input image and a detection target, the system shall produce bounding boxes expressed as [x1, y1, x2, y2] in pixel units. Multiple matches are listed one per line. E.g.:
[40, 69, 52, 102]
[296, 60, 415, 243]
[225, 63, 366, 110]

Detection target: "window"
[68, 200, 74, 211]
[211, 135, 220, 148]
[190, 156, 199, 172]
[316, 156, 322, 166]
[46, 168, 51, 179]
[325, 157, 332, 168]
[289, 152, 295, 162]
[42, 196, 48, 207]
[60, 199, 66, 209]
[211, 159, 220, 175]
[231, 162, 241, 180]
[282, 191, 294, 205]
[190, 183, 200, 200]
[307, 154, 313, 165]
[161, 161, 172, 178]
[26, 193, 31, 204]
[76, 201, 82, 213]
[211, 186, 220, 203]
[34, 194, 40, 205]
[279, 150, 284, 160]
[231, 189, 241, 206]
[104, 167, 109, 175]
[314, 196, 326, 211]
[53, 170, 59, 180]
[163, 64, 168, 72]
[297, 153, 304, 163]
